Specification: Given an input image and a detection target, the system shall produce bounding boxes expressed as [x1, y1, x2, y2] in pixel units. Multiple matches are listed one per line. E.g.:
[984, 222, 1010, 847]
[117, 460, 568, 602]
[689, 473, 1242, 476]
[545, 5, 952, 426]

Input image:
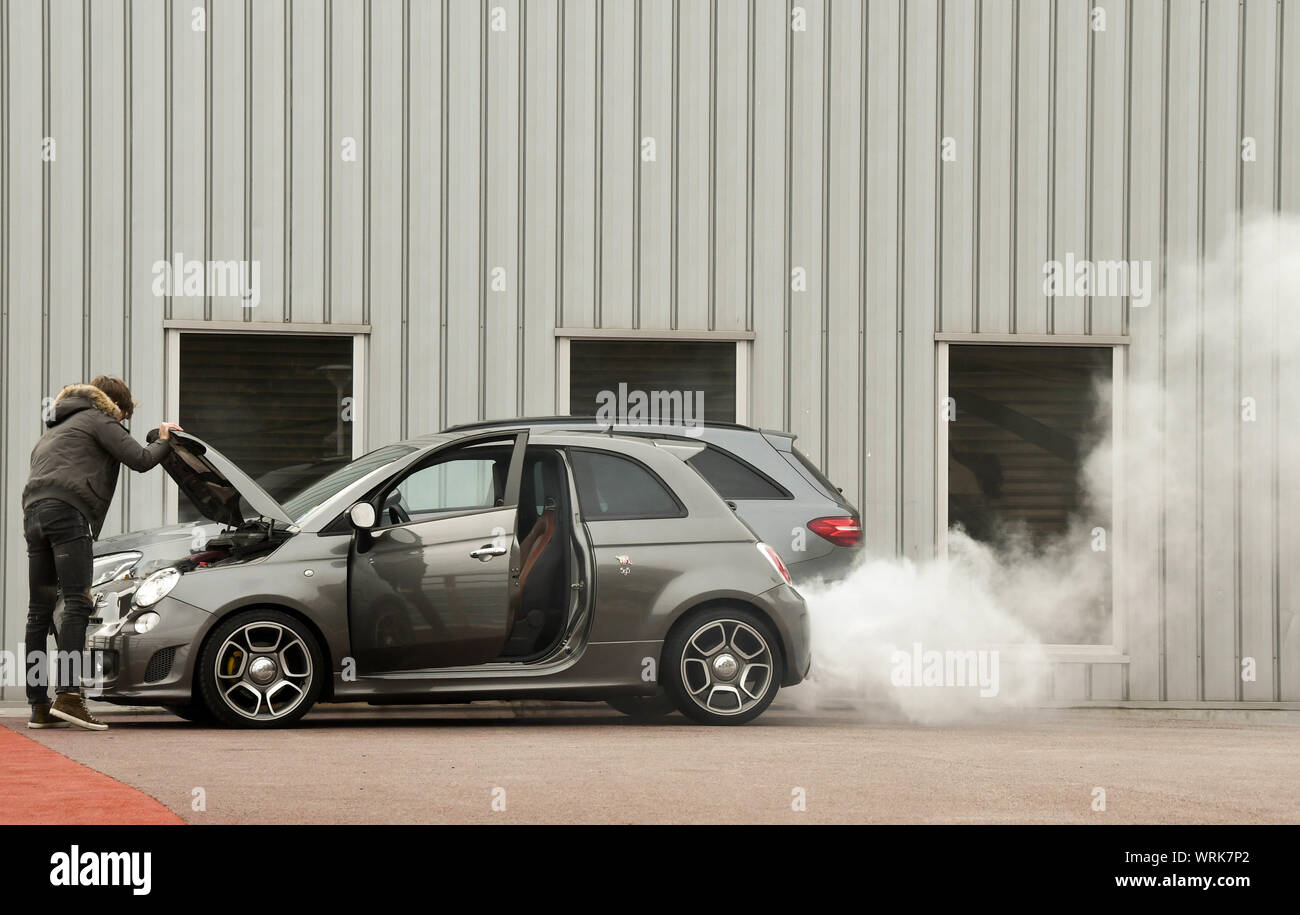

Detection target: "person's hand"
[158, 422, 183, 440]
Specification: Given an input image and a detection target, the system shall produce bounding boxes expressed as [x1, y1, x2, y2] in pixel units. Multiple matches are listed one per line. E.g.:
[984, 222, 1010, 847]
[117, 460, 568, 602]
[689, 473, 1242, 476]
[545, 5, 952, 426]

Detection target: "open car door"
[347, 432, 527, 674]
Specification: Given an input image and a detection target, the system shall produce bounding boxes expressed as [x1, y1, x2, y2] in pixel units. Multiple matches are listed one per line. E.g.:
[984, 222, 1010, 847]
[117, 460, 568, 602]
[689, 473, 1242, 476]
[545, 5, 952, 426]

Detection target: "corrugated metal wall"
[3, 0, 1299, 703]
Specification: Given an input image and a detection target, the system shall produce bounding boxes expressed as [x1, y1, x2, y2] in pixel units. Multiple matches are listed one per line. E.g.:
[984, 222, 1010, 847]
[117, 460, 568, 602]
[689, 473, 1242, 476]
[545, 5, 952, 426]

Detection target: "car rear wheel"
[605, 690, 677, 720]
[198, 609, 324, 728]
[663, 605, 784, 725]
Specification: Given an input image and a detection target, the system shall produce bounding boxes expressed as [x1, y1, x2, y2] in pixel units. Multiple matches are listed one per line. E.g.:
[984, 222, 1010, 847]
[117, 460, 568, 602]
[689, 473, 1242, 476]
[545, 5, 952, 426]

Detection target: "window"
[282, 444, 416, 522]
[380, 450, 510, 524]
[946, 344, 1112, 644]
[569, 450, 684, 520]
[687, 446, 790, 500]
[568, 340, 737, 424]
[178, 333, 353, 521]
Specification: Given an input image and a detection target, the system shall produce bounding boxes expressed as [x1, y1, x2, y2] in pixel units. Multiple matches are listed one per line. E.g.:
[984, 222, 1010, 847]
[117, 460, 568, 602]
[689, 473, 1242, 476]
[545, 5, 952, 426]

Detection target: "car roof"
[444, 414, 757, 432]
[399, 426, 693, 453]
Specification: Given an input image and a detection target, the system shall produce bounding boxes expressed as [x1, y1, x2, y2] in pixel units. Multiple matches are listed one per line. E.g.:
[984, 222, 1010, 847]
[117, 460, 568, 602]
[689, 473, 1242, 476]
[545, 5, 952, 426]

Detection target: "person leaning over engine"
[21, 375, 182, 731]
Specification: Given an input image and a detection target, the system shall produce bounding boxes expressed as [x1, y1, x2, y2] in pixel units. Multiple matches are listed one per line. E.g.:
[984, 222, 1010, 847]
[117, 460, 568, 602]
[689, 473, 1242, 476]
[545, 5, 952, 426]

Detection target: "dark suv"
[445, 418, 863, 584]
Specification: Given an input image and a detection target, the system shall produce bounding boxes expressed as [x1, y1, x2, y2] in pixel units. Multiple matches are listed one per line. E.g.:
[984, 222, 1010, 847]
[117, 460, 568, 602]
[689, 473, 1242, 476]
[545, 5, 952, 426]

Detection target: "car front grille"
[144, 646, 177, 683]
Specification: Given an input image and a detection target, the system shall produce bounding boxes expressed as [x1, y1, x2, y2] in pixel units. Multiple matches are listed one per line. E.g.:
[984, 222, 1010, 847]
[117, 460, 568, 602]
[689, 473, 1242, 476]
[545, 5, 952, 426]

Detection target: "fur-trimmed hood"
[48, 383, 120, 427]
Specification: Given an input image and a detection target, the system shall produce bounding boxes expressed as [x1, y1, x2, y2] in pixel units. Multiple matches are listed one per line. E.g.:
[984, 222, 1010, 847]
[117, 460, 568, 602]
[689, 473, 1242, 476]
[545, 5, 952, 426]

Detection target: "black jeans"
[24, 498, 95, 704]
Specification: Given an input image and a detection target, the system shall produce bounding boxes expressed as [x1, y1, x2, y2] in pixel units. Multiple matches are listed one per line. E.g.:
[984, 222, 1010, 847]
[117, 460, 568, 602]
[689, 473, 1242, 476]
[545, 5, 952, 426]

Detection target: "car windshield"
[280, 444, 417, 522]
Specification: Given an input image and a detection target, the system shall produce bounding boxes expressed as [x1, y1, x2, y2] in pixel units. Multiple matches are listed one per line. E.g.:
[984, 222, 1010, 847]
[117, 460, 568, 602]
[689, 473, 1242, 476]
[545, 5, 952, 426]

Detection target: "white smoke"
[790, 213, 1300, 724]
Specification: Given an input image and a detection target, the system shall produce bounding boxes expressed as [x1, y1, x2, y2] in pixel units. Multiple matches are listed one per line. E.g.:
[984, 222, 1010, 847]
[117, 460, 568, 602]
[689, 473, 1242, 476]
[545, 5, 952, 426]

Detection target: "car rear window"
[785, 445, 848, 504]
[686, 446, 790, 500]
[569, 450, 685, 520]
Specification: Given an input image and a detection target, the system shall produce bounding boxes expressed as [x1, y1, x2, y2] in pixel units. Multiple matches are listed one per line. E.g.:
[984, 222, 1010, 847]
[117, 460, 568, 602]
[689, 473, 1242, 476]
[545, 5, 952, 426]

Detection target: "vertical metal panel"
[1200, 0, 1240, 700]
[598, 0, 634, 330]
[209, 0, 247, 321]
[405, 0, 442, 432]
[824, 0, 863, 522]
[938, 0, 975, 334]
[786, 0, 824, 467]
[249, 0, 287, 323]
[1238, 0, 1280, 701]
[1120, 0, 1165, 701]
[900, 0, 938, 559]
[329, 0, 364, 325]
[367, 0, 403, 442]
[48, 0, 86, 393]
[746, 0, 785, 432]
[1088, 0, 1127, 336]
[520, 0, 558, 415]
[712, 0, 748, 333]
[168, 0, 205, 321]
[636, 0, 673, 330]
[861, 0, 902, 557]
[2, 0, 45, 696]
[1013, 0, 1050, 333]
[1049, 0, 1088, 336]
[443, 0, 483, 425]
[674, 0, 710, 330]
[87, 0, 128, 493]
[1161, 6, 1202, 701]
[126, 0, 168, 545]
[1279, 0, 1300, 700]
[559, 0, 595, 329]
[484, 0, 521, 416]
[975, 0, 1014, 335]
[289, 0, 325, 321]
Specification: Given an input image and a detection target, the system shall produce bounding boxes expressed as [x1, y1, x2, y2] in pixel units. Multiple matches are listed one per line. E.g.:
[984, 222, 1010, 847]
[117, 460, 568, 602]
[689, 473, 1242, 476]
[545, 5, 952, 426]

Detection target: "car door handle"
[469, 545, 507, 561]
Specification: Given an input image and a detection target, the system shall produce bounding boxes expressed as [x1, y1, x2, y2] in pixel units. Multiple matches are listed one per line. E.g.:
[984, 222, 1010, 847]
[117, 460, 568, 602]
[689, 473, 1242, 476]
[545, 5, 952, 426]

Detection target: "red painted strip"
[0, 723, 183, 825]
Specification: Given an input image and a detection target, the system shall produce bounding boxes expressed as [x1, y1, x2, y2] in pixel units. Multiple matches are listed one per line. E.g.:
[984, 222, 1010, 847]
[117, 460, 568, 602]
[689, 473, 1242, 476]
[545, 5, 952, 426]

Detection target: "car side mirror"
[349, 502, 377, 530]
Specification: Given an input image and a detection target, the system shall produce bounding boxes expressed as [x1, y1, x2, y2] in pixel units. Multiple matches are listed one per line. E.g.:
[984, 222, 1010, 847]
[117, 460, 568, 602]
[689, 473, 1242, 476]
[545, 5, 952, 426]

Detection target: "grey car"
[446, 418, 864, 583]
[83, 427, 809, 727]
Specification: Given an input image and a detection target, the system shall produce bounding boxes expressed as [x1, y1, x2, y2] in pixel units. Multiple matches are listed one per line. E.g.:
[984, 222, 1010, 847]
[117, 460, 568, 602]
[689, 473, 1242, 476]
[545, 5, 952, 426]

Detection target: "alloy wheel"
[679, 618, 774, 717]
[213, 621, 314, 722]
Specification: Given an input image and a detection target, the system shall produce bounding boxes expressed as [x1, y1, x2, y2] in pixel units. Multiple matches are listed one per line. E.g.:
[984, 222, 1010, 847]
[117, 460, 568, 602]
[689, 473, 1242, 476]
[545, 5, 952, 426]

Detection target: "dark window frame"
[565, 446, 688, 521]
[685, 444, 793, 501]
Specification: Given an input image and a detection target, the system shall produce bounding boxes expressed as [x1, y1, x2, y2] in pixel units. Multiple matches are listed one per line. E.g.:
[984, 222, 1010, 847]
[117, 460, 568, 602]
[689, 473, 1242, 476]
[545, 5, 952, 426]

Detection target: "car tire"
[663, 604, 784, 726]
[198, 609, 324, 729]
[605, 690, 677, 720]
[164, 702, 214, 724]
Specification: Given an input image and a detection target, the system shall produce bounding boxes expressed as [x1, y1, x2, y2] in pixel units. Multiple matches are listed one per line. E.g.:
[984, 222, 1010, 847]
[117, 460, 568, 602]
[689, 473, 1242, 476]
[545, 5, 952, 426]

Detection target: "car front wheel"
[663, 605, 784, 725]
[197, 609, 324, 728]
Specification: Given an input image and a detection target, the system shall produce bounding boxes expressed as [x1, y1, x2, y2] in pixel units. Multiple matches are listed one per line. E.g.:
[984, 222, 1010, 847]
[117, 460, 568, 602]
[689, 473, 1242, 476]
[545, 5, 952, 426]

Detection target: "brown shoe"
[28, 703, 70, 729]
[49, 692, 108, 731]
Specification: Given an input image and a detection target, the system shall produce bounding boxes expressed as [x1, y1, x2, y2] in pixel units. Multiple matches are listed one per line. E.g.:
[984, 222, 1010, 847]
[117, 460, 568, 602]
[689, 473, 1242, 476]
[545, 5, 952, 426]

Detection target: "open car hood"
[147, 430, 294, 527]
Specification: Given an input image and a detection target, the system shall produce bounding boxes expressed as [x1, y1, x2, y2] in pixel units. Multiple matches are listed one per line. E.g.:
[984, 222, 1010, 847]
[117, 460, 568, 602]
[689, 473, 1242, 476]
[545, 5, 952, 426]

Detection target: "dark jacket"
[22, 383, 172, 538]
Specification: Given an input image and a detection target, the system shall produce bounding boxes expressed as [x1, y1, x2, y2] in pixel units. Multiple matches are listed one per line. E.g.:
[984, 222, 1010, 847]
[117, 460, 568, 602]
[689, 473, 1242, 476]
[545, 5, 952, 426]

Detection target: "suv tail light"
[756, 542, 793, 585]
[807, 516, 862, 548]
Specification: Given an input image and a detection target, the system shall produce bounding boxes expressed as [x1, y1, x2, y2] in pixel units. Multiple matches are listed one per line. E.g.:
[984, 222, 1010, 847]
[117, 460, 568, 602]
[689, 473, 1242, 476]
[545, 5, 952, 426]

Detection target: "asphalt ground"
[3, 699, 1298, 824]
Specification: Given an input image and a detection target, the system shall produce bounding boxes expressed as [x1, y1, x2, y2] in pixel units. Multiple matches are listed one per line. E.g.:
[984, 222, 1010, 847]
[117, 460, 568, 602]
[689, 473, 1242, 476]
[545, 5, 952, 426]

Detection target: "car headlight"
[133, 612, 161, 634]
[133, 567, 181, 608]
[92, 551, 142, 587]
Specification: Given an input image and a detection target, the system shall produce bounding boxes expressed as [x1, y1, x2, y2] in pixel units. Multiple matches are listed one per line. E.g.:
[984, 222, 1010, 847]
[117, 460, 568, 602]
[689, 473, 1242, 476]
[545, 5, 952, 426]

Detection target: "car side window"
[569, 449, 684, 520]
[385, 454, 503, 522]
[686, 446, 791, 500]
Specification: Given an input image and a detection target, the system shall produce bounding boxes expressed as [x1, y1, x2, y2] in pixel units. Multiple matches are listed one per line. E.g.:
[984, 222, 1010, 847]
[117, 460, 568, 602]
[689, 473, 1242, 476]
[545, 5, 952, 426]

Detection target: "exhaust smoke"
[791, 213, 1300, 724]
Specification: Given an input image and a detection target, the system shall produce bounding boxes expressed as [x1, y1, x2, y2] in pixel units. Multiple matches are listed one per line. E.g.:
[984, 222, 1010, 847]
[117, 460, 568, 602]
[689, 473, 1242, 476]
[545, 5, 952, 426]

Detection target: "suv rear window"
[785, 445, 847, 504]
[569, 450, 685, 520]
[687, 446, 790, 500]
